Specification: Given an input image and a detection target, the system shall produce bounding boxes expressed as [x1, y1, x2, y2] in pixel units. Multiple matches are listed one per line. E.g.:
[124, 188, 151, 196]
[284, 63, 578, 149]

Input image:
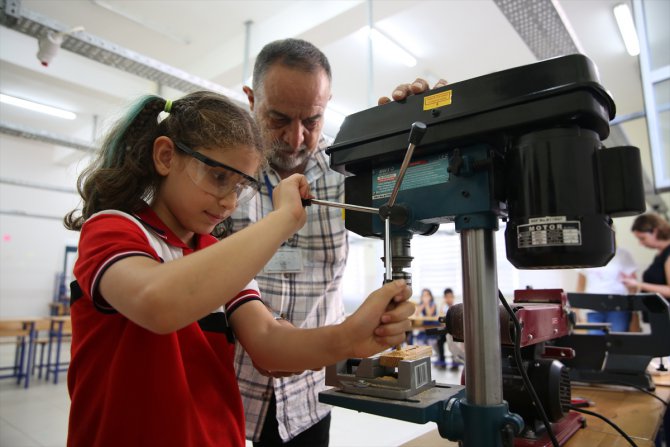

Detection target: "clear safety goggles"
[174, 141, 261, 204]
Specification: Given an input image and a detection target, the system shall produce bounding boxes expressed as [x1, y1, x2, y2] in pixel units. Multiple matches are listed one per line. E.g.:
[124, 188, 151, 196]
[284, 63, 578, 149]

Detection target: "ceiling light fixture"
[368, 27, 417, 68]
[0, 94, 77, 120]
[613, 3, 640, 56]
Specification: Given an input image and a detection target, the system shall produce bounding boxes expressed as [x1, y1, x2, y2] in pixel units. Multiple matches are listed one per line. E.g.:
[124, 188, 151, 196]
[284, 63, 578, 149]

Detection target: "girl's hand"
[340, 280, 414, 357]
[272, 174, 309, 232]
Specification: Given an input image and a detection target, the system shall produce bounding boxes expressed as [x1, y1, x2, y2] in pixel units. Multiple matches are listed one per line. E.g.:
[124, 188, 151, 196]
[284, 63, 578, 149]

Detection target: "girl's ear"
[153, 136, 175, 176]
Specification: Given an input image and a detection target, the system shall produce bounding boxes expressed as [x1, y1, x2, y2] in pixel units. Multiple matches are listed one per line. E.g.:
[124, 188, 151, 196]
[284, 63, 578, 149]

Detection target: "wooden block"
[378, 345, 433, 367]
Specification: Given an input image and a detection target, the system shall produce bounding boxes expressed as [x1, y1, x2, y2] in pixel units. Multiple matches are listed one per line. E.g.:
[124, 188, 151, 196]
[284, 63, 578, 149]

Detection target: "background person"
[575, 246, 638, 332]
[435, 288, 455, 368]
[413, 288, 438, 346]
[415, 288, 438, 317]
[623, 213, 670, 299]
[621, 213, 670, 447]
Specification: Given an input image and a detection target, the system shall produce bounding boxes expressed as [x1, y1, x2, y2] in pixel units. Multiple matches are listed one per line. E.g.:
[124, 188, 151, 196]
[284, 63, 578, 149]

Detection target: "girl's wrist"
[332, 321, 353, 358]
[270, 208, 300, 237]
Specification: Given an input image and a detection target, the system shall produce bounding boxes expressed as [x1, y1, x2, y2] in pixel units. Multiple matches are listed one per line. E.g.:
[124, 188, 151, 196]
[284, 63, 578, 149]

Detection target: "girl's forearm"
[106, 209, 300, 333]
[247, 323, 351, 372]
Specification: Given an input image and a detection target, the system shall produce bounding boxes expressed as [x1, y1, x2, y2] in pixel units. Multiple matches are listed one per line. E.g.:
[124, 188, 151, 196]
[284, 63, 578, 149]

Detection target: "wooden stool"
[30, 318, 52, 379]
[0, 318, 38, 388]
[45, 316, 72, 385]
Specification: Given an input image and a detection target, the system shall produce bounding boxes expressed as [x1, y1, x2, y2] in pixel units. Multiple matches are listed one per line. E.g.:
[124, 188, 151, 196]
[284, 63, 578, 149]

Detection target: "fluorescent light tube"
[613, 3, 640, 56]
[0, 94, 77, 120]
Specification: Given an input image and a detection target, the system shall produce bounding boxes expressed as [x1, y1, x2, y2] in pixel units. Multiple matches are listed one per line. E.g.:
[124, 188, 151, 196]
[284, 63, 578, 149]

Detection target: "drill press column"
[461, 229, 502, 405]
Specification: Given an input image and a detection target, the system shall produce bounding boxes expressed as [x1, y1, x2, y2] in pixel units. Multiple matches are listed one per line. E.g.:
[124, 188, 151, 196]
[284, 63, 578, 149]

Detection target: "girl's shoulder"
[82, 210, 167, 258]
[82, 210, 145, 236]
[86, 209, 140, 226]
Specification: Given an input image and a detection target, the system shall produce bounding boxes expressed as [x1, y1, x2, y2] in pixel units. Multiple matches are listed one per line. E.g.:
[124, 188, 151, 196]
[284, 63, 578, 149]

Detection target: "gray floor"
[0, 378, 70, 447]
[0, 351, 461, 447]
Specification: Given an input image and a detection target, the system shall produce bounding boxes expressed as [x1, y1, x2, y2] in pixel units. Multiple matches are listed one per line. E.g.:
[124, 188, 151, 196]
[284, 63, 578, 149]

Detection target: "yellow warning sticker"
[423, 90, 452, 111]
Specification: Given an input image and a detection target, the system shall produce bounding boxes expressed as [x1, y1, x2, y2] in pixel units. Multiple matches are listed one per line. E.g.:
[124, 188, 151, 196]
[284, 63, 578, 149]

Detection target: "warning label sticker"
[423, 90, 452, 111]
[517, 219, 581, 248]
[372, 155, 449, 200]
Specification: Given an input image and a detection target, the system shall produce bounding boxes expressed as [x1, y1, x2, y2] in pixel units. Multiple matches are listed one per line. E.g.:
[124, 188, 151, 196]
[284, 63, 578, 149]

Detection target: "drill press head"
[326, 54, 645, 269]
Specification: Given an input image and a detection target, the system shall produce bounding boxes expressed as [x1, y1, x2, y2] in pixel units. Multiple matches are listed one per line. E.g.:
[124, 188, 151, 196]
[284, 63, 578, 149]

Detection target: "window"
[341, 222, 520, 312]
[634, 0, 670, 192]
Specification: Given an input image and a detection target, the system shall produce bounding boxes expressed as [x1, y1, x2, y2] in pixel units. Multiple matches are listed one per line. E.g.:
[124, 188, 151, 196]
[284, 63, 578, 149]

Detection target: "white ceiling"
[0, 0, 644, 144]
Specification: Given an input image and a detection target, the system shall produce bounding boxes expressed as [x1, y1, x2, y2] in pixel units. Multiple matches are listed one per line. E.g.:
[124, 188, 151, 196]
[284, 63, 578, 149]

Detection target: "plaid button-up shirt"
[230, 139, 349, 442]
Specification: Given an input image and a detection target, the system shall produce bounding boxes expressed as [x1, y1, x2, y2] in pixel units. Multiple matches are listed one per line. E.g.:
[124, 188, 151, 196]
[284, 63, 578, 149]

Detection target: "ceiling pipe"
[367, 0, 374, 107]
[0, 121, 97, 152]
[0, 176, 77, 194]
[0, 209, 66, 221]
[91, 114, 98, 142]
[0, 0, 245, 103]
[243, 19, 253, 86]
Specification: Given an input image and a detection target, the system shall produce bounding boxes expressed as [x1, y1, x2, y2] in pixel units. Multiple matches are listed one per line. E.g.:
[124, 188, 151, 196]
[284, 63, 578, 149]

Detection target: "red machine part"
[509, 289, 572, 347]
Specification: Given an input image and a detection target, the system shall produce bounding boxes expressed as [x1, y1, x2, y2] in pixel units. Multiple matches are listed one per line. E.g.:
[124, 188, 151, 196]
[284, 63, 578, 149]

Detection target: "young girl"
[416, 288, 438, 318]
[63, 91, 413, 447]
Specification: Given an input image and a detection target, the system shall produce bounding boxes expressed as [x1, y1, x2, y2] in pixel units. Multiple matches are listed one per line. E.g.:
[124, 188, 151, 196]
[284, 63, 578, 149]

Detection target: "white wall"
[0, 134, 84, 317]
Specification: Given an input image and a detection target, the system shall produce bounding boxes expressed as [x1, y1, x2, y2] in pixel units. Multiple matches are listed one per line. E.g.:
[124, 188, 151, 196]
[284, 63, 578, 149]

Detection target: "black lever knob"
[408, 121, 427, 145]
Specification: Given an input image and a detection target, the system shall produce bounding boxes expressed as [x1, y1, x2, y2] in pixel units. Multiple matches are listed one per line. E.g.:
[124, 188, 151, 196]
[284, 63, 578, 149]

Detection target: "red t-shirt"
[68, 207, 259, 447]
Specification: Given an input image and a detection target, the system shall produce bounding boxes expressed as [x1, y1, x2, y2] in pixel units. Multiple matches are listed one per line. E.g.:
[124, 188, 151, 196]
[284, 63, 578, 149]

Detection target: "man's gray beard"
[267, 141, 311, 172]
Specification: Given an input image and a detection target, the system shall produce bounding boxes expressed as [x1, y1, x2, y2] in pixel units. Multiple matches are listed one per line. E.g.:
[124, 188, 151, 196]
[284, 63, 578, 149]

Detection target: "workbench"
[401, 375, 670, 446]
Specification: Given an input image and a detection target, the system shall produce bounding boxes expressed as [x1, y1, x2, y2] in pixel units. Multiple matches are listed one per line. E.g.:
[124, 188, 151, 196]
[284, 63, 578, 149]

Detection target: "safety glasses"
[174, 141, 261, 204]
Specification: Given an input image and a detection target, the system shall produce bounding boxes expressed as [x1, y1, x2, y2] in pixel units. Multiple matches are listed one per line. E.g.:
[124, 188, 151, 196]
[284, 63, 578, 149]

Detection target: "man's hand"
[378, 78, 449, 105]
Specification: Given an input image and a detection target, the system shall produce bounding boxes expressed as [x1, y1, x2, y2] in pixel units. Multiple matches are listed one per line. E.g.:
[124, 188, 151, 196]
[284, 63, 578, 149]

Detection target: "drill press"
[316, 54, 645, 446]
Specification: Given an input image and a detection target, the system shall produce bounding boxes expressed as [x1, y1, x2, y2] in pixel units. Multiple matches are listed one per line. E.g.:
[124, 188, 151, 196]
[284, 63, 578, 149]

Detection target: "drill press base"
[320, 382, 465, 425]
[515, 412, 585, 447]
